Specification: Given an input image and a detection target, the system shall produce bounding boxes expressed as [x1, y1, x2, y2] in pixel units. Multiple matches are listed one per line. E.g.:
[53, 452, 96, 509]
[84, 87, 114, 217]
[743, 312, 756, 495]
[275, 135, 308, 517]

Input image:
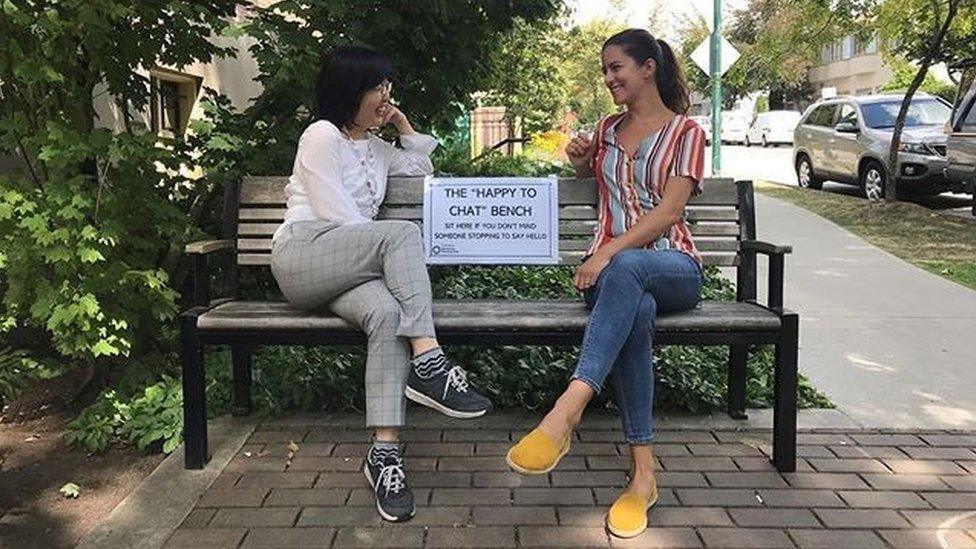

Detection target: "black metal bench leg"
[773, 313, 798, 473]
[232, 344, 253, 416]
[181, 309, 209, 469]
[727, 344, 749, 419]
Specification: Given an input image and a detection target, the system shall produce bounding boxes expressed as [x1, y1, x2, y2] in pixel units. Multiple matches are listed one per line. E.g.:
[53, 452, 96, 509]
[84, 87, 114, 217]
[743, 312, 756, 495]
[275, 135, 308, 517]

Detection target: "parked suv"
[945, 59, 976, 214]
[793, 93, 953, 199]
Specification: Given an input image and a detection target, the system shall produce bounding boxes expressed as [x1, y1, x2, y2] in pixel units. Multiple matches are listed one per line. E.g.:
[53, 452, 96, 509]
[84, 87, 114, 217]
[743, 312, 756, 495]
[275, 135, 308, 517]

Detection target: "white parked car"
[746, 110, 802, 147]
[690, 115, 713, 144]
[721, 112, 750, 144]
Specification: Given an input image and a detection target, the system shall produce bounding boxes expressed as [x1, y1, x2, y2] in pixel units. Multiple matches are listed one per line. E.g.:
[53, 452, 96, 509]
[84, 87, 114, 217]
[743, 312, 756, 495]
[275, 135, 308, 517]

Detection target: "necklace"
[341, 129, 380, 218]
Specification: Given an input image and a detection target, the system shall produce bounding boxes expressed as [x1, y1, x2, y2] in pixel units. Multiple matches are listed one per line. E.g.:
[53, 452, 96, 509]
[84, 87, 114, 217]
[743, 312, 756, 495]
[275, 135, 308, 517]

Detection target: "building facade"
[808, 34, 890, 98]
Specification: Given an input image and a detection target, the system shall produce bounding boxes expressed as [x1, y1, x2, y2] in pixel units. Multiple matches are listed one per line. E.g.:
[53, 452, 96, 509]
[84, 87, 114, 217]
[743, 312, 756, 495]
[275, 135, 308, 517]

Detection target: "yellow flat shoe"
[505, 428, 571, 475]
[606, 487, 659, 538]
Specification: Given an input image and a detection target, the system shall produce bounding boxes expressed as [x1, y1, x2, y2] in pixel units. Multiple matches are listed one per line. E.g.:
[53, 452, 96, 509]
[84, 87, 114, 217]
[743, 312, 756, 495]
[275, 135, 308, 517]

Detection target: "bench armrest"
[186, 239, 235, 255]
[185, 240, 237, 307]
[738, 239, 792, 311]
[740, 240, 792, 256]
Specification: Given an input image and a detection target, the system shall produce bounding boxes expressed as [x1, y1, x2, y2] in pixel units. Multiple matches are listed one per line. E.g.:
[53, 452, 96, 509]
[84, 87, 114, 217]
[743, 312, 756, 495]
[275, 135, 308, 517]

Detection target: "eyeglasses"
[370, 80, 393, 97]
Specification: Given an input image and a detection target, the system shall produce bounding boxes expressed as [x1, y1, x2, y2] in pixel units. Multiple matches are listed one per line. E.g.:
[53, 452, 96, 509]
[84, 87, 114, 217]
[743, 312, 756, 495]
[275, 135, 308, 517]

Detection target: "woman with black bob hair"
[507, 29, 707, 538]
[270, 45, 492, 523]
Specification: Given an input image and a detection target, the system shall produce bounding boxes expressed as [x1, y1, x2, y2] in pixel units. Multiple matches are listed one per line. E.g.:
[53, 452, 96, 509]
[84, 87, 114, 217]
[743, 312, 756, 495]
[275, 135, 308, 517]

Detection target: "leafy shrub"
[434, 146, 574, 178]
[66, 375, 184, 454]
[210, 263, 830, 419]
[65, 390, 128, 453]
[0, 347, 36, 408]
[120, 375, 184, 453]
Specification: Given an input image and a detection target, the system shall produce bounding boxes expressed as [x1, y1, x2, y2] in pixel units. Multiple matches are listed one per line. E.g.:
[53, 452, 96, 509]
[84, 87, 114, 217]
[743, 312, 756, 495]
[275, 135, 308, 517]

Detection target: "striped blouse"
[587, 113, 707, 264]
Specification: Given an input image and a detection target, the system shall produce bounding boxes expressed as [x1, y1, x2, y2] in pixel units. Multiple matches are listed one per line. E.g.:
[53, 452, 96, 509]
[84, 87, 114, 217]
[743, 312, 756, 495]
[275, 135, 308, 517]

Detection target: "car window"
[963, 99, 976, 131]
[956, 74, 976, 131]
[806, 104, 836, 127]
[837, 104, 858, 126]
[951, 68, 975, 126]
[861, 99, 951, 128]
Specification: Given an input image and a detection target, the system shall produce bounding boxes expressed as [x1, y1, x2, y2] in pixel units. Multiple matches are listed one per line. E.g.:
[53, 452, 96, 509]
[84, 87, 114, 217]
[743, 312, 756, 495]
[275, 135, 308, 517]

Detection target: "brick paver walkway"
[164, 411, 976, 548]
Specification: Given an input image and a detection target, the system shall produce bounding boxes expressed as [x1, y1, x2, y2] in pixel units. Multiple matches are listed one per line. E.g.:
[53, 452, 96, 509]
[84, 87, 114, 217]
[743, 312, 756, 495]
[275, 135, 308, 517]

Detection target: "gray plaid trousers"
[271, 220, 436, 427]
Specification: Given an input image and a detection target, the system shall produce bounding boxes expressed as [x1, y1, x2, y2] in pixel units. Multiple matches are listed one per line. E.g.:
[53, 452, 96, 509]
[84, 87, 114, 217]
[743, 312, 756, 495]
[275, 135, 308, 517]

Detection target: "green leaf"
[91, 340, 120, 357]
[78, 248, 105, 264]
[59, 483, 80, 499]
[220, 24, 246, 38]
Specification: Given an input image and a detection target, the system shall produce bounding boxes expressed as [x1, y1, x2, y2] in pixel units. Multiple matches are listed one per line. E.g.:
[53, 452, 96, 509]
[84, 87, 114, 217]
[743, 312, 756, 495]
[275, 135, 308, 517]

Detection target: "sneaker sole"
[404, 386, 488, 419]
[362, 462, 415, 523]
[505, 439, 571, 475]
[605, 490, 659, 539]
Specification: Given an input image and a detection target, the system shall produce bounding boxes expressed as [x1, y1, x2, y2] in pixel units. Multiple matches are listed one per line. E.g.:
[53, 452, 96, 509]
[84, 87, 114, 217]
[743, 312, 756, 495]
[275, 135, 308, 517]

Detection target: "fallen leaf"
[59, 483, 80, 499]
[243, 451, 253, 458]
[256, 448, 269, 458]
[25, 434, 40, 442]
[284, 441, 299, 470]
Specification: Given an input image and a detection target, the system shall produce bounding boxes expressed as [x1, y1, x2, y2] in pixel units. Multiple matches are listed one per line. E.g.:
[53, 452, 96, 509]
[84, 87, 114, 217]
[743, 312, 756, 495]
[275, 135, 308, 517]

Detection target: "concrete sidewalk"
[752, 192, 976, 430]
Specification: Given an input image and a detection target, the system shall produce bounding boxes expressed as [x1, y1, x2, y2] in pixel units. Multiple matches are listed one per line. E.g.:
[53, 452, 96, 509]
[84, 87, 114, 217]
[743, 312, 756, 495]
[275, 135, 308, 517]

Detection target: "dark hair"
[603, 29, 690, 114]
[315, 45, 394, 129]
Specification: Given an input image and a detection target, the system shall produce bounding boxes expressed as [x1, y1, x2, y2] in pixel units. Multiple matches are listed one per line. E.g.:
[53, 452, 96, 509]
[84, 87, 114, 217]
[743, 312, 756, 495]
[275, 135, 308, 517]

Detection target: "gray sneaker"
[363, 444, 415, 522]
[405, 352, 492, 419]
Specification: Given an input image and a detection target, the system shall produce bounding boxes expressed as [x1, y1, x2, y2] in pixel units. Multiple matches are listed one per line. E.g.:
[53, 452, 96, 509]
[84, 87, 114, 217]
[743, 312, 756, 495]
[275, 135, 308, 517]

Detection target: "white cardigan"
[274, 120, 438, 242]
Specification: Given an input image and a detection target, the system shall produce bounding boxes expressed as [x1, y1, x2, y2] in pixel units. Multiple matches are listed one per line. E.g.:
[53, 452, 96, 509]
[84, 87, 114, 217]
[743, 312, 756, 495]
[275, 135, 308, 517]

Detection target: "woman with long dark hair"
[507, 29, 706, 538]
[270, 45, 492, 523]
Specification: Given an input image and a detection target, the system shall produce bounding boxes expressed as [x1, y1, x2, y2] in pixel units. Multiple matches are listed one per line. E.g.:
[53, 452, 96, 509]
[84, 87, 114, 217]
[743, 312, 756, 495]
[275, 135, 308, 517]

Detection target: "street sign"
[691, 36, 740, 77]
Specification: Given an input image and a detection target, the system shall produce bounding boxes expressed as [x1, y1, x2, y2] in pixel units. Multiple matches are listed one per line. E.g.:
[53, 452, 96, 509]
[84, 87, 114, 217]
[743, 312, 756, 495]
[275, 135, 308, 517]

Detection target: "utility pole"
[709, 0, 723, 175]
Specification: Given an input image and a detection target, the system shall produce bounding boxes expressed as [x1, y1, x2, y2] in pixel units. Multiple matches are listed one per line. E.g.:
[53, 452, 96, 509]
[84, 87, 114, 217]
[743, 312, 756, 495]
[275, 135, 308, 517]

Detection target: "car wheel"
[860, 160, 886, 201]
[762, 135, 769, 147]
[795, 154, 823, 190]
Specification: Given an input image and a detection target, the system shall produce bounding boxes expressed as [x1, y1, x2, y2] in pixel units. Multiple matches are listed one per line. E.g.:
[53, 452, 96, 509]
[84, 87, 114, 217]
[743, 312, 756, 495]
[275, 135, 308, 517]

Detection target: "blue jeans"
[572, 249, 703, 444]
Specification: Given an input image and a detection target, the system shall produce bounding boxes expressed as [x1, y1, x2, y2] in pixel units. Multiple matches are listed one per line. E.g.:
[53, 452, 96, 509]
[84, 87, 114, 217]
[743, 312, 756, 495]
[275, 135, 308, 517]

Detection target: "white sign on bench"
[422, 176, 559, 265]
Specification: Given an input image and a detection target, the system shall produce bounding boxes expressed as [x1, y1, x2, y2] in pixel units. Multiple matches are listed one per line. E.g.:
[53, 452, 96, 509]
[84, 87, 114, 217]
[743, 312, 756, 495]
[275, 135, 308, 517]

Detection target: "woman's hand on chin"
[380, 104, 413, 135]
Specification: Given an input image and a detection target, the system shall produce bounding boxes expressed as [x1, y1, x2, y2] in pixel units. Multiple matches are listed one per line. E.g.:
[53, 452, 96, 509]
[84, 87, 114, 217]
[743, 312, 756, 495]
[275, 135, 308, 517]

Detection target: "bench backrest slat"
[235, 176, 744, 268]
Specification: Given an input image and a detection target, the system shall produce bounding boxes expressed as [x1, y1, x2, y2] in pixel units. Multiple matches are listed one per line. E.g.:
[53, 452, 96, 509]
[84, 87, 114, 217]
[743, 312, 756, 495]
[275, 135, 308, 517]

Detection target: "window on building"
[842, 36, 854, 59]
[866, 37, 878, 54]
[150, 70, 201, 138]
[852, 34, 878, 57]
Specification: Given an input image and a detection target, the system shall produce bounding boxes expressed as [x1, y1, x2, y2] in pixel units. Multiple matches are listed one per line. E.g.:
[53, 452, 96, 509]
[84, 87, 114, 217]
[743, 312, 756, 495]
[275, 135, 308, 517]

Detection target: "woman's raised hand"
[378, 104, 415, 135]
[566, 131, 595, 172]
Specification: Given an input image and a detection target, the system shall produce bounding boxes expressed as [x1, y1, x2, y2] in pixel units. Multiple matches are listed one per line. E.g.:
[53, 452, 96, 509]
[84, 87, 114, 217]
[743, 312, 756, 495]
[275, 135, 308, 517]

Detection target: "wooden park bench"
[181, 177, 798, 471]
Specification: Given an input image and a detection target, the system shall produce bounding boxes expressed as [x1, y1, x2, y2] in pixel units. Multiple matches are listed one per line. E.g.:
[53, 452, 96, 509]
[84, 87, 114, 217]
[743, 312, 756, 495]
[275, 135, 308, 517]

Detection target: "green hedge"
[206, 264, 830, 418]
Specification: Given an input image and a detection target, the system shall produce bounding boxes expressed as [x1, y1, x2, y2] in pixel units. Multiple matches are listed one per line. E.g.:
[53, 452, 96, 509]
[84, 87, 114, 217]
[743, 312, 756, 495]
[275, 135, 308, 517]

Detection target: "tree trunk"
[885, 0, 958, 201]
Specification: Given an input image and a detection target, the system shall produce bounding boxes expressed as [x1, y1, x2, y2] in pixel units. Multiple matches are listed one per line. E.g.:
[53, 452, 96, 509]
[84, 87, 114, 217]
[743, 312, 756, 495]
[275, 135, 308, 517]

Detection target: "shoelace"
[377, 460, 405, 496]
[443, 365, 470, 398]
